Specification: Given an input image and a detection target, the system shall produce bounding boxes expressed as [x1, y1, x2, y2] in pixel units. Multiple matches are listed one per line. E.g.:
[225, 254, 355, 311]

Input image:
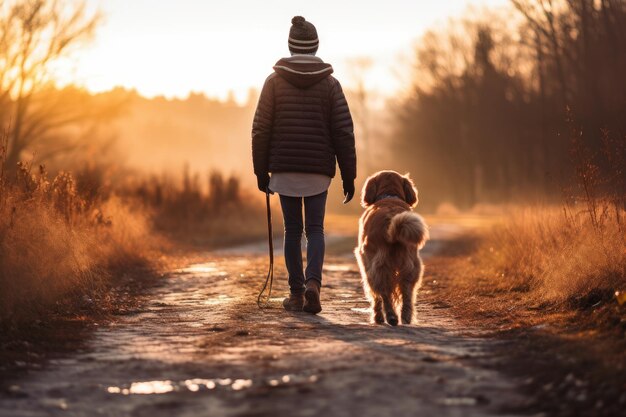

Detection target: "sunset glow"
[59, 0, 510, 101]
[2, 1, 625, 414]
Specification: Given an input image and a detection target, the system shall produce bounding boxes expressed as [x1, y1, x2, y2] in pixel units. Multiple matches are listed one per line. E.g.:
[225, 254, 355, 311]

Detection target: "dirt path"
[0, 225, 528, 416]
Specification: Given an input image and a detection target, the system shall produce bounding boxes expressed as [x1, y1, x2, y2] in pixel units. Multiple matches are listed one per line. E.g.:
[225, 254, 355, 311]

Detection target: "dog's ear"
[361, 175, 378, 207]
[403, 175, 418, 207]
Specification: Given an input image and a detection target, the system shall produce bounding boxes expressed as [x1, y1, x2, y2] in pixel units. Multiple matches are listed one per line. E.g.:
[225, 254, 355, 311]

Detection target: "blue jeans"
[278, 191, 327, 295]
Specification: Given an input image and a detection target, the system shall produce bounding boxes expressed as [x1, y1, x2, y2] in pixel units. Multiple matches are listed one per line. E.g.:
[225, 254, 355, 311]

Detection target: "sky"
[61, 0, 510, 102]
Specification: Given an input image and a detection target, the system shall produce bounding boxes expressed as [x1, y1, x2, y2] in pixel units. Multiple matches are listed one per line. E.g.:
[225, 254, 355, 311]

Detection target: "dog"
[354, 171, 429, 326]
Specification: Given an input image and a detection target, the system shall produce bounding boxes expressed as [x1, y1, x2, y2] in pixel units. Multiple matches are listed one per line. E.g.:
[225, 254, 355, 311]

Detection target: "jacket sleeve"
[329, 78, 357, 181]
[251, 75, 275, 177]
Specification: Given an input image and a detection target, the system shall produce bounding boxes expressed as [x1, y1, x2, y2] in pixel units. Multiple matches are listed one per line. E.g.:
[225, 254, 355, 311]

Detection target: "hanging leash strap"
[257, 189, 274, 308]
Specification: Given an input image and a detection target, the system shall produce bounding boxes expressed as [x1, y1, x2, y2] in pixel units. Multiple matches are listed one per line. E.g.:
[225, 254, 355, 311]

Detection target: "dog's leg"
[362, 278, 384, 325]
[381, 293, 398, 326]
[400, 259, 423, 325]
[357, 250, 383, 325]
[372, 296, 384, 324]
[400, 280, 416, 324]
[370, 259, 398, 326]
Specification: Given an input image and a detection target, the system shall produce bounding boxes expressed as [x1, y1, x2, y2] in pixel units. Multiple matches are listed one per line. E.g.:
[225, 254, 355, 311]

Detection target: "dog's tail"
[387, 212, 429, 248]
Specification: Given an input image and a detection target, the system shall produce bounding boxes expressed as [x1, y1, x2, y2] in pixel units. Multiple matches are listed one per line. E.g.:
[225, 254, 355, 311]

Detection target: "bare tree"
[510, 0, 571, 106]
[0, 0, 101, 171]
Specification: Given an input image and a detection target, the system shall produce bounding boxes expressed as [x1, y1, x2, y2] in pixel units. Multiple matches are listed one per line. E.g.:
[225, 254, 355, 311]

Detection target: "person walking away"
[251, 16, 357, 314]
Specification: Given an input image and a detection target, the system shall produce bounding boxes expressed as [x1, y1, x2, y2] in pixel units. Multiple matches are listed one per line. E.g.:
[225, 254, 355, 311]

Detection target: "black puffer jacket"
[251, 56, 356, 181]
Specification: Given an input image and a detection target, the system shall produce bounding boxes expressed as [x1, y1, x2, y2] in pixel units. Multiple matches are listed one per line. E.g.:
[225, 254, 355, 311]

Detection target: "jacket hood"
[273, 56, 333, 88]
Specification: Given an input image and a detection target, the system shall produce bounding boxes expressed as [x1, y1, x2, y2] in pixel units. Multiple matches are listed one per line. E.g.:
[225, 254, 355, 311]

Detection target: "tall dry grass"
[0, 139, 154, 323]
[122, 168, 267, 246]
[476, 125, 626, 306]
[481, 206, 625, 304]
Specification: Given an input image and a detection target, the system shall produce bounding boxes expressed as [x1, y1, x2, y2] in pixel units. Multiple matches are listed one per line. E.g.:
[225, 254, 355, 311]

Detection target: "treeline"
[394, 0, 626, 209]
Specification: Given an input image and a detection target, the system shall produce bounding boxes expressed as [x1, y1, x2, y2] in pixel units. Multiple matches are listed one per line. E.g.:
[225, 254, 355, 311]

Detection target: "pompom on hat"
[288, 16, 319, 55]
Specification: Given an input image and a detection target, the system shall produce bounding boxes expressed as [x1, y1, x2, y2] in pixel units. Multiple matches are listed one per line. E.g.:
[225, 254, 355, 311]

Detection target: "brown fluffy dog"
[354, 171, 429, 326]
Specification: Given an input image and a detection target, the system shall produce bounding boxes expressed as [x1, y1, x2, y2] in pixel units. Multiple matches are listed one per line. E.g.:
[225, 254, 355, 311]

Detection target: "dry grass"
[423, 206, 626, 343]
[0, 160, 155, 323]
[479, 125, 626, 305]
[451, 126, 626, 309]
[480, 206, 626, 304]
[123, 169, 267, 247]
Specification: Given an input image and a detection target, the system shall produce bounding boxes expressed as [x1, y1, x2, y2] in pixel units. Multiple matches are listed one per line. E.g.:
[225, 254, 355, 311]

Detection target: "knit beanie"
[288, 16, 319, 55]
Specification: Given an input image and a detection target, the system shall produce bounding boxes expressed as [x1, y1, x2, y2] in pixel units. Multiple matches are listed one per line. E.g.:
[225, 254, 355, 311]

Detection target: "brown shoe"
[303, 280, 322, 314]
[282, 293, 304, 311]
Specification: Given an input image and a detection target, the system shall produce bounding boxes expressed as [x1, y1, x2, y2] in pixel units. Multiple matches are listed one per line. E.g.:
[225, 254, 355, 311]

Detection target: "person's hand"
[257, 173, 270, 193]
[342, 179, 355, 204]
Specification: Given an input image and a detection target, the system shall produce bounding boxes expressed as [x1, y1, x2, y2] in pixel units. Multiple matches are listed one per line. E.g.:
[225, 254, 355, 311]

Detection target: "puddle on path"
[174, 263, 220, 274]
[106, 377, 253, 395]
[104, 371, 321, 397]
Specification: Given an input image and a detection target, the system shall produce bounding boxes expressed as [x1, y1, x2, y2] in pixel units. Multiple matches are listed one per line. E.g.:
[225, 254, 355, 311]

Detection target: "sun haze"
[61, 0, 509, 101]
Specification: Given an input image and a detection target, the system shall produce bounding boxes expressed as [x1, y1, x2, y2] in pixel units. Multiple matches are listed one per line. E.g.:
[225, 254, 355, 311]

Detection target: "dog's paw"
[401, 313, 414, 325]
[372, 313, 385, 325]
[386, 314, 399, 326]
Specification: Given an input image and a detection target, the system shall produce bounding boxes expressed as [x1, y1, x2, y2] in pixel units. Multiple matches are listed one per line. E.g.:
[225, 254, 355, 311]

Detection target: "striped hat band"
[288, 37, 319, 45]
[288, 36, 319, 52]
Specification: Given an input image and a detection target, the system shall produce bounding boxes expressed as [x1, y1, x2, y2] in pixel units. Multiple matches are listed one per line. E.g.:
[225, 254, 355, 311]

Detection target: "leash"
[257, 189, 274, 308]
